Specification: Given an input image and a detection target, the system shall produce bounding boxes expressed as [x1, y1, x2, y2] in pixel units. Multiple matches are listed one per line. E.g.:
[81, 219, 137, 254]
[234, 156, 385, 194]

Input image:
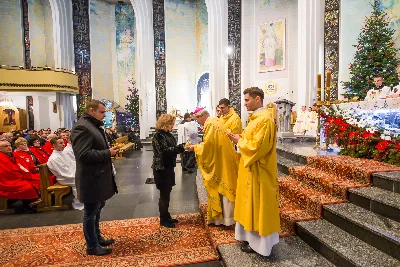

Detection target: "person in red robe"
[28, 135, 50, 164]
[60, 131, 69, 147]
[13, 137, 39, 173]
[0, 140, 40, 209]
[43, 133, 57, 156]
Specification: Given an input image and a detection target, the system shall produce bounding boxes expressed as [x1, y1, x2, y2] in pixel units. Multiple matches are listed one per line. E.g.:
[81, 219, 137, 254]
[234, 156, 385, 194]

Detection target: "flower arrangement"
[320, 106, 400, 166]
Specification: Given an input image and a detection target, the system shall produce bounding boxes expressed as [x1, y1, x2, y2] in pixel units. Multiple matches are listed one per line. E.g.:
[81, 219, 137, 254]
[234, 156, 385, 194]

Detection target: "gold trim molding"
[0, 69, 79, 94]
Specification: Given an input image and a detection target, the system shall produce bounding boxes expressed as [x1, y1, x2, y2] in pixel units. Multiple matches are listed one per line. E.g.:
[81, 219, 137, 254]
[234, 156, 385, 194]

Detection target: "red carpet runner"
[0, 213, 218, 266]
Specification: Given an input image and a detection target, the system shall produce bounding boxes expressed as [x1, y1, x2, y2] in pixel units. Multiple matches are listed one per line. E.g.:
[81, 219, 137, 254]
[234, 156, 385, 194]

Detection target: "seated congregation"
[0, 126, 137, 213]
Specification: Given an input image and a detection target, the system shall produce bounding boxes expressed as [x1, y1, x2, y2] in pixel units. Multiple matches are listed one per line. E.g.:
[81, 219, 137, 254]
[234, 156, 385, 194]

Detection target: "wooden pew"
[115, 135, 135, 159]
[0, 196, 14, 214]
[36, 164, 71, 212]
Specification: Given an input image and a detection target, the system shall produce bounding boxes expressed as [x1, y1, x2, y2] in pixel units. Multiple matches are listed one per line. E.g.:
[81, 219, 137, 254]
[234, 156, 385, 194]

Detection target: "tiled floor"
[0, 145, 220, 267]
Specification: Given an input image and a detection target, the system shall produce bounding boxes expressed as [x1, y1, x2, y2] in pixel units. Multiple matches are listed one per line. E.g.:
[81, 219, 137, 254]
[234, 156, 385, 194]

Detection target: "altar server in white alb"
[293, 106, 308, 134]
[365, 75, 391, 101]
[387, 66, 400, 98]
[47, 137, 83, 210]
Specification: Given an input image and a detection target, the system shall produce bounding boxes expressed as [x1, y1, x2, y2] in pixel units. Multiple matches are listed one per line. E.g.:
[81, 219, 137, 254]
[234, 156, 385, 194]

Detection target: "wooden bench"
[0, 164, 71, 213]
[36, 164, 71, 212]
[115, 136, 135, 159]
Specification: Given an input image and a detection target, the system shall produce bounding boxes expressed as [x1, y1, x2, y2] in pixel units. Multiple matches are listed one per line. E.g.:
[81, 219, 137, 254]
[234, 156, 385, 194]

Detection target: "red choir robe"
[13, 150, 38, 174]
[0, 152, 39, 199]
[42, 141, 54, 156]
[29, 146, 50, 164]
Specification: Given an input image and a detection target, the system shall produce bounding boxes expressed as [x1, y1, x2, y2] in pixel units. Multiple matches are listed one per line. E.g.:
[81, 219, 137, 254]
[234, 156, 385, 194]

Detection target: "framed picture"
[258, 18, 286, 72]
[52, 102, 57, 113]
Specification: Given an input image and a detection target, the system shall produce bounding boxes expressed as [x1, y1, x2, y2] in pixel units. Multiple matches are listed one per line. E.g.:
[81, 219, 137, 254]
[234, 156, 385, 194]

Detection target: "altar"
[331, 98, 400, 133]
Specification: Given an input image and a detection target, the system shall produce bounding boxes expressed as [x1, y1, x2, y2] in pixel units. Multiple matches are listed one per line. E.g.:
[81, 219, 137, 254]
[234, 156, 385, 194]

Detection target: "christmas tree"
[125, 80, 140, 129]
[343, 0, 399, 100]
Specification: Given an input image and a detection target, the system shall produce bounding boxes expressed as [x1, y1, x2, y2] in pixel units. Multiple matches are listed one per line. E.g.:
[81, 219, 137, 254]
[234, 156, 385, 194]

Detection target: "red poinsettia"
[376, 141, 389, 151]
[362, 130, 374, 139]
[349, 131, 359, 139]
[395, 143, 400, 150]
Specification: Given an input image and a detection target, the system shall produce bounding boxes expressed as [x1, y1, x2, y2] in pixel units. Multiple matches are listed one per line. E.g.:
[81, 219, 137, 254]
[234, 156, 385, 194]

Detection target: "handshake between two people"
[184, 132, 242, 152]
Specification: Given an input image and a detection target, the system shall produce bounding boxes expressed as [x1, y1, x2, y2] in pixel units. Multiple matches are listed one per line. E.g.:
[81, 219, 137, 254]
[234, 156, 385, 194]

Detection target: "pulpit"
[275, 99, 295, 136]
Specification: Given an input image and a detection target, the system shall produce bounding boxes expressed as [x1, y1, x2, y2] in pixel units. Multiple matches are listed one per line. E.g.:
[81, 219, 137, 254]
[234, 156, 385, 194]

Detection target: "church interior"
[0, 0, 400, 266]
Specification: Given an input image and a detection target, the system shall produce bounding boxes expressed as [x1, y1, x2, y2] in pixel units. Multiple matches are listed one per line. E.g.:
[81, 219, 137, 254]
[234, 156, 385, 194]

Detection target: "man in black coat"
[71, 100, 120, 256]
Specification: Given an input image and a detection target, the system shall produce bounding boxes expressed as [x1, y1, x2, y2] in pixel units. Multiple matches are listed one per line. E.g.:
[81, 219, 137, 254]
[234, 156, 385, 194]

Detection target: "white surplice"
[177, 121, 199, 145]
[47, 150, 83, 210]
[63, 143, 76, 164]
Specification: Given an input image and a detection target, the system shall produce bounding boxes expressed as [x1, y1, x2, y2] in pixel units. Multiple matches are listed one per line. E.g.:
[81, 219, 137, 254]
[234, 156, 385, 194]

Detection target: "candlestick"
[317, 74, 321, 89]
[326, 71, 331, 88]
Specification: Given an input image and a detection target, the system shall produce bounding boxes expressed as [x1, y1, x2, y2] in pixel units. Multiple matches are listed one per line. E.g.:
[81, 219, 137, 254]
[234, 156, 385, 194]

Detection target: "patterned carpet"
[279, 155, 400, 235]
[0, 213, 219, 267]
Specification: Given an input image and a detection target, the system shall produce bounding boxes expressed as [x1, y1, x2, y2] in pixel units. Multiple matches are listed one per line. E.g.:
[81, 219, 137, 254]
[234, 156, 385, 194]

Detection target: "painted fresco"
[379, 0, 400, 56]
[116, 4, 136, 108]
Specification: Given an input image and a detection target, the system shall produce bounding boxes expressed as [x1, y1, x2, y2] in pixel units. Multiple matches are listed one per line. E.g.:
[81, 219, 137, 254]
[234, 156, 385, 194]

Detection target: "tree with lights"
[125, 80, 140, 129]
[343, 0, 399, 100]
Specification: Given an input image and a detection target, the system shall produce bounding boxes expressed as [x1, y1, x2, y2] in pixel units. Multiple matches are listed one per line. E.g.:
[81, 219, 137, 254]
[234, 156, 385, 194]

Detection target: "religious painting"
[2, 109, 16, 125]
[258, 18, 286, 72]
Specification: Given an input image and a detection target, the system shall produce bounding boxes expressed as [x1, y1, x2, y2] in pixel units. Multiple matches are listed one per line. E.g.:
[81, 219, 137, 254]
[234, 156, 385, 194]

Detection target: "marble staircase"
[277, 144, 400, 267]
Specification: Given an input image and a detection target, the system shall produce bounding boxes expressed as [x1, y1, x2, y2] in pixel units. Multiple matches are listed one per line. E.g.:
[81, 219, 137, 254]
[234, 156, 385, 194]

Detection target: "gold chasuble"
[220, 108, 242, 134]
[194, 117, 238, 222]
[234, 109, 280, 236]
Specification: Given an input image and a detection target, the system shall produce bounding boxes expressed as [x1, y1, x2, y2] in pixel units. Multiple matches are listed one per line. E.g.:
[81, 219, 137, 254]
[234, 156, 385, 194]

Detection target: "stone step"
[277, 155, 303, 175]
[297, 219, 399, 267]
[348, 187, 400, 222]
[276, 145, 308, 165]
[323, 203, 400, 261]
[372, 172, 400, 193]
[218, 236, 334, 266]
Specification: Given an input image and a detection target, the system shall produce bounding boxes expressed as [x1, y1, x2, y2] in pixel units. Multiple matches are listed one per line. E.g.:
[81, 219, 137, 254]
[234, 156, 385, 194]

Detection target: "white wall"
[242, 0, 298, 106]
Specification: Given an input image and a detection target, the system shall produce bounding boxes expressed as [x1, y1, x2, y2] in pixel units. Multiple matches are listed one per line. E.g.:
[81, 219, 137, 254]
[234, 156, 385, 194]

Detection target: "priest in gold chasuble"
[218, 98, 242, 134]
[228, 87, 280, 256]
[187, 108, 238, 226]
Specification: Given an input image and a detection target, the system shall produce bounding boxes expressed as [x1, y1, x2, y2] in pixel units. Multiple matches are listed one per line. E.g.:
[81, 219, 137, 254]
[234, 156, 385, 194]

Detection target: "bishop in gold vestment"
[188, 108, 238, 226]
[228, 87, 280, 256]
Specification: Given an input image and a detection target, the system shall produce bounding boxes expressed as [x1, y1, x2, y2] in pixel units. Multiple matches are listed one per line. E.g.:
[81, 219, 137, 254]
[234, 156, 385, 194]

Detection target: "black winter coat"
[71, 114, 117, 203]
[151, 131, 184, 171]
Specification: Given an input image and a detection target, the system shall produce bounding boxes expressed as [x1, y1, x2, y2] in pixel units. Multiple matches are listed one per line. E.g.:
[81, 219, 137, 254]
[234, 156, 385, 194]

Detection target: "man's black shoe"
[86, 245, 112, 256]
[168, 218, 179, 223]
[160, 221, 176, 228]
[240, 243, 255, 253]
[99, 238, 115, 247]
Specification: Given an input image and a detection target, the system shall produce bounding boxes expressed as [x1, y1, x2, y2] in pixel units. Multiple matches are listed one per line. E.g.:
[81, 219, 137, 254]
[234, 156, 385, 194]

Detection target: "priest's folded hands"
[227, 133, 241, 144]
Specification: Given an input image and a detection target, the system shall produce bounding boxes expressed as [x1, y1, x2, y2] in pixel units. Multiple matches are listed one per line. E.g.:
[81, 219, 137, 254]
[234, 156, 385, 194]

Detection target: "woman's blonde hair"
[155, 114, 176, 131]
[14, 137, 27, 147]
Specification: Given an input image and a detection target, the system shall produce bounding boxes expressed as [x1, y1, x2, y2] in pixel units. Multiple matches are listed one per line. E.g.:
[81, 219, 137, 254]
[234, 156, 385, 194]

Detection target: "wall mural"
[72, 0, 92, 117]
[116, 4, 136, 108]
[258, 19, 286, 73]
[196, 0, 209, 86]
[324, 0, 340, 100]
[22, 0, 31, 69]
[228, 0, 241, 116]
[256, 0, 290, 10]
[153, 0, 167, 118]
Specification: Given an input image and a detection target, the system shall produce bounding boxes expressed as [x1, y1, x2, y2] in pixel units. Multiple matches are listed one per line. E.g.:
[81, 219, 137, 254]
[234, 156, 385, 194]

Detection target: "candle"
[326, 71, 331, 88]
[317, 74, 321, 88]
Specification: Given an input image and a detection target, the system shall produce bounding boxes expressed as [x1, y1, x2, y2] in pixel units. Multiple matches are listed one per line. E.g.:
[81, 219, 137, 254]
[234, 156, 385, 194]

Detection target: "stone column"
[130, 0, 157, 139]
[297, 0, 325, 112]
[205, 0, 228, 114]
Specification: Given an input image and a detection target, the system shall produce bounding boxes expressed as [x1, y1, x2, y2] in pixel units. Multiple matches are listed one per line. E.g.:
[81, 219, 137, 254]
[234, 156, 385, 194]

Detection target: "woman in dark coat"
[152, 114, 184, 228]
